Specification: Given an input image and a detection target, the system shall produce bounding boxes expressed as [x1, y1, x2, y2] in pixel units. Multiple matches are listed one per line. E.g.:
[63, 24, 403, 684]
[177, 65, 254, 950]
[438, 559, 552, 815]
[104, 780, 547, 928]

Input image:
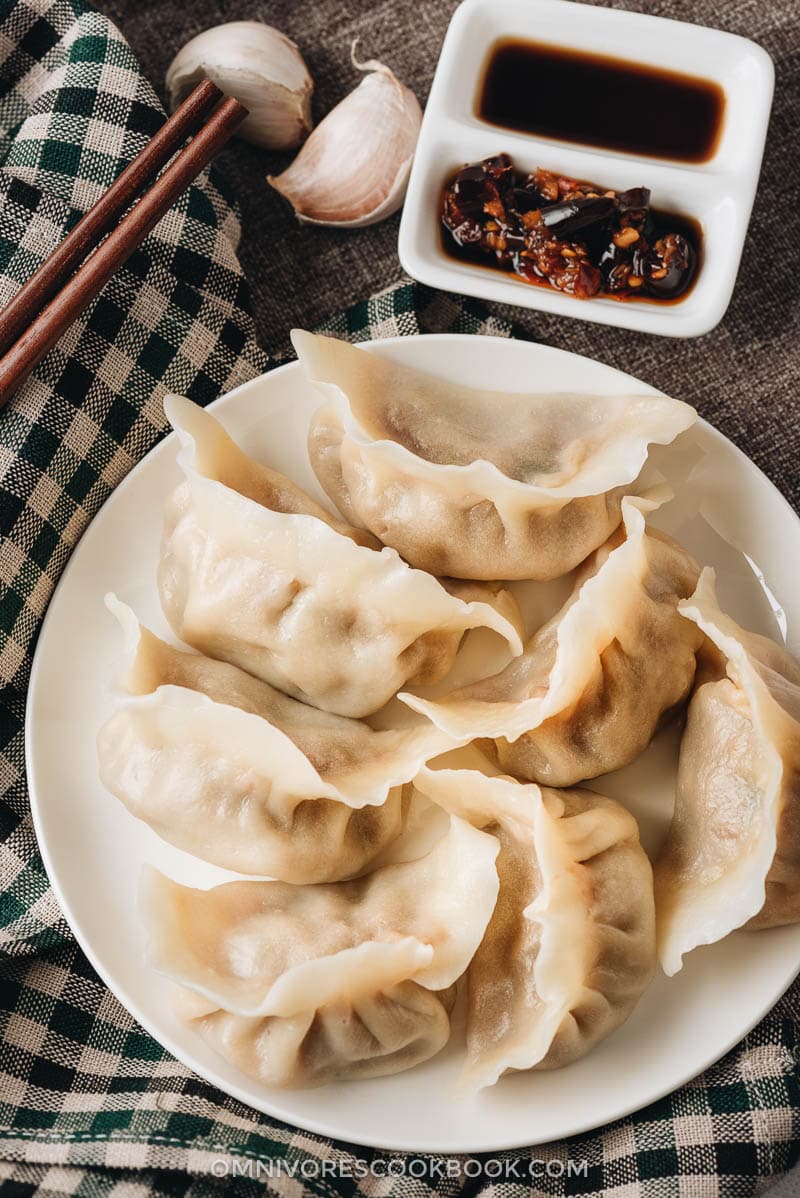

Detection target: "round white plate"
[27, 335, 800, 1153]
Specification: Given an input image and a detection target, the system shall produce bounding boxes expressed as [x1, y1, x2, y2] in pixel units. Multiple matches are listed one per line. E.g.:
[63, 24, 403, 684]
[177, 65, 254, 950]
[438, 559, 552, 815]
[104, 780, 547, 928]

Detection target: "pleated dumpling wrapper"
[158, 395, 523, 718]
[402, 495, 703, 786]
[655, 568, 800, 976]
[296, 329, 696, 581]
[414, 766, 655, 1088]
[98, 596, 454, 883]
[140, 815, 500, 1088]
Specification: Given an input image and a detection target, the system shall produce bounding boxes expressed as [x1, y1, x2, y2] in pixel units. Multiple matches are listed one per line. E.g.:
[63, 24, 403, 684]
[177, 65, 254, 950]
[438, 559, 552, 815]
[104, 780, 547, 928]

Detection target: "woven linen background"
[0, 0, 798, 1195]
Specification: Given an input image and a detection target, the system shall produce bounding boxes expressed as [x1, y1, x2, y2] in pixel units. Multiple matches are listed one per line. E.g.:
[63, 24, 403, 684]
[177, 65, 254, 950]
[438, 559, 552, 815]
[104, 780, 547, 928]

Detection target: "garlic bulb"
[166, 22, 313, 150]
[268, 46, 422, 227]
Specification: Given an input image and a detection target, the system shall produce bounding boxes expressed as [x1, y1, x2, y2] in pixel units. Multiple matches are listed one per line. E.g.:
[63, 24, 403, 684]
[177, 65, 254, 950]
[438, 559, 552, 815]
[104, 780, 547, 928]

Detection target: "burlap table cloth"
[1, 0, 798, 1195]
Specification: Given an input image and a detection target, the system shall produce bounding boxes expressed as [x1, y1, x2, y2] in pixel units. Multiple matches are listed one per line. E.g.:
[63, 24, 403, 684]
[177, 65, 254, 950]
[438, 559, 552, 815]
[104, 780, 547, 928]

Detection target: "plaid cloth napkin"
[1, 1, 799, 1195]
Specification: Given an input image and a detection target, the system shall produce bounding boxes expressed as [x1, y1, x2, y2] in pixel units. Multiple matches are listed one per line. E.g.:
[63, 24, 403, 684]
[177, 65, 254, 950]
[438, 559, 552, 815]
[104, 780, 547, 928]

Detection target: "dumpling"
[158, 394, 523, 718]
[655, 568, 800, 976]
[402, 496, 703, 786]
[295, 329, 696, 581]
[140, 815, 500, 1087]
[97, 596, 453, 883]
[414, 765, 655, 1087]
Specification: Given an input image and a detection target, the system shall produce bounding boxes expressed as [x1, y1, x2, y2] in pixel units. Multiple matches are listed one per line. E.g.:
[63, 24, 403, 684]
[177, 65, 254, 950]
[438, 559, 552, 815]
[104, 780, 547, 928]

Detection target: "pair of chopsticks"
[0, 80, 248, 409]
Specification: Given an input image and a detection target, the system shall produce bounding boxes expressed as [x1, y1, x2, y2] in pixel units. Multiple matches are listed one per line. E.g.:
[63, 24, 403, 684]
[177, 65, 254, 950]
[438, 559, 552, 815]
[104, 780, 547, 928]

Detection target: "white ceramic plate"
[27, 335, 800, 1153]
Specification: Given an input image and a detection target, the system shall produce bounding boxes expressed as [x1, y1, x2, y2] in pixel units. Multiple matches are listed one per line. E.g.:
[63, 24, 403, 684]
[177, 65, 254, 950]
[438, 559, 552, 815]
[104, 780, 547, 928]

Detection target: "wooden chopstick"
[0, 89, 248, 409]
[0, 80, 224, 361]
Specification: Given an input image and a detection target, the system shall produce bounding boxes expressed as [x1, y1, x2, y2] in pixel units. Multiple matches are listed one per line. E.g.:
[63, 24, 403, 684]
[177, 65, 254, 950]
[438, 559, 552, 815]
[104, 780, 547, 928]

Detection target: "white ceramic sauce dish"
[398, 0, 774, 337]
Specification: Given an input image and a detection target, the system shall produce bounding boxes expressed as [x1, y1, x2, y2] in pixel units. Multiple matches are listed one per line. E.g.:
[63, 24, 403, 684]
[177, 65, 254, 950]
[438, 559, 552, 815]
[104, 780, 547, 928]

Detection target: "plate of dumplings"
[27, 332, 800, 1152]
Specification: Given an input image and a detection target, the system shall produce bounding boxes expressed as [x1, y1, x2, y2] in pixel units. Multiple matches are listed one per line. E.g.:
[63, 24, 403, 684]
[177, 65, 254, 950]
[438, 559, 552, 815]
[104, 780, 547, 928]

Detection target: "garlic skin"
[268, 48, 422, 228]
[166, 22, 313, 151]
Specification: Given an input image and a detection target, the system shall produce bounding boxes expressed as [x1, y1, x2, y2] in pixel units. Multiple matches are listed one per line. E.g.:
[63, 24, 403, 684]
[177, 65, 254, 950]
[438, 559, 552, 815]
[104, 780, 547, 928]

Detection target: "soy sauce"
[478, 39, 725, 163]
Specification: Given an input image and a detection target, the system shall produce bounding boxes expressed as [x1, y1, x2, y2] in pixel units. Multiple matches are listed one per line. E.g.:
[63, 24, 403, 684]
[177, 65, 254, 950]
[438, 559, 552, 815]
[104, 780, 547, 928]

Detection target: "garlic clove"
[166, 21, 313, 151]
[268, 46, 422, 228]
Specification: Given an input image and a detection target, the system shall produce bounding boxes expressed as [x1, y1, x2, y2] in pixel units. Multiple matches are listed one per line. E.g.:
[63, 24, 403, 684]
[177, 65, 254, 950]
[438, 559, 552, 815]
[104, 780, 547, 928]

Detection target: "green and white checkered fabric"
[0, 2, 799, 1195]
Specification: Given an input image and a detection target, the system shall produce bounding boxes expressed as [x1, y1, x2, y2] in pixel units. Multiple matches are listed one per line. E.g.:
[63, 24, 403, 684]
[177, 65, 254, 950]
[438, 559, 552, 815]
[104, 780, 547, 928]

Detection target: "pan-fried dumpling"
[158, 395, 523, 718]
[414, 766, 655, 1087]
[97, 596, 453, 883]
[655, 569, 800, 976]
[402, 496, 703, 786]
[140, 815, 500, 1088]
[295, 329, 696, 581]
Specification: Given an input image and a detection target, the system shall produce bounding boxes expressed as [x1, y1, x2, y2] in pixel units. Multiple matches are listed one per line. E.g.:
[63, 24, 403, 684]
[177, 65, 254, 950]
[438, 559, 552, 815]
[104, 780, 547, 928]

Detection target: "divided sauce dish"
[399, 0, 774, 336]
